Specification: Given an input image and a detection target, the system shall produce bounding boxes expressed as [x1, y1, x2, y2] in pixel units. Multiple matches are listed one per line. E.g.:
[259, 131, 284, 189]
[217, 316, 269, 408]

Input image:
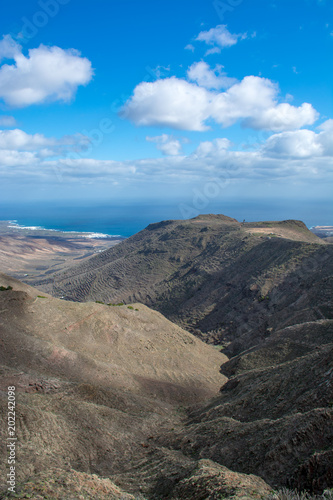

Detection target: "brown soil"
[37, 215, 332, 356]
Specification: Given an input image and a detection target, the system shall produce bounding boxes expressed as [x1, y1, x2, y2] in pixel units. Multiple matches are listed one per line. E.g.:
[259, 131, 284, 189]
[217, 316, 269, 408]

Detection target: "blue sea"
[0, 200, 331, 238]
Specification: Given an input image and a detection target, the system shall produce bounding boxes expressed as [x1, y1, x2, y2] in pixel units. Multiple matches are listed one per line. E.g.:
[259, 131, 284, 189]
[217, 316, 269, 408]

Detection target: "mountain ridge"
[1, 275, 331, 497]
[1, 215, 332, 498]
[0, 273, 277, 499]
[36, 215, 332, 355]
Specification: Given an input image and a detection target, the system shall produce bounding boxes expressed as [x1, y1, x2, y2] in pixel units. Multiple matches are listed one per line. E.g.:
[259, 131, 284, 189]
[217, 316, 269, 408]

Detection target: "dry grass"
[266, 488, 333, 500]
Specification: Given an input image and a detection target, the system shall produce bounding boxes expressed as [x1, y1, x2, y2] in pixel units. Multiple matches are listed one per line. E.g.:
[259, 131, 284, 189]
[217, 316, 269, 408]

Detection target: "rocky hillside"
[38, 215, 333, 355]
[0, 273, 272, 499]
[0, 274, 226, 405]
[0, 274, 332, 498]
[158, 318, 333, 493]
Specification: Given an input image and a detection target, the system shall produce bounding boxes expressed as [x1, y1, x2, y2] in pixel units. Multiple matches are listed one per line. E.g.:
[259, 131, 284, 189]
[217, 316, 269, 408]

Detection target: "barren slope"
[0, 273, 226, 404]
[0, 274, 273, 499]
[0, 274, 332, 498]
[39, 215, 332, 354]
[157, 319, 333, 494]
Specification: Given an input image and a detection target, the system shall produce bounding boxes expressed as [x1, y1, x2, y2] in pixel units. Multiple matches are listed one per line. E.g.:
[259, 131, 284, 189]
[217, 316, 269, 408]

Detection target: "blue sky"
[0, 0, 332, 221]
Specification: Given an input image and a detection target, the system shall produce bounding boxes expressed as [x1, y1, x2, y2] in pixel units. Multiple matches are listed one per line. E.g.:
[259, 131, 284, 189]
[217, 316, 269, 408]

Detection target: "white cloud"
[262, 123, 333, 158]
[318, 118, 333, 132]
[122, 73, 319, 132]
[0, 128, 90, 163]
[146, 134, 183, 156]
[0, 115, 16, 127]
[210, 76, 278, 127]
[263, 130, 323, 158]
[0, 35, 20, 61]
[193, 138, 231, 157]
[0, 149, 37, 167]
[185, 44, 195, 52]
[187, 62, 237, 90]
[196, 25, 247, 50]
[243, 102, 319, 131]
[120, 77, 211, 131]
[0, 129, 56, 150]
[317, 119, 333, 156]
[0, 35, 93, 107]
[1, 128, 332, 190]
[205, 47, 222, 56]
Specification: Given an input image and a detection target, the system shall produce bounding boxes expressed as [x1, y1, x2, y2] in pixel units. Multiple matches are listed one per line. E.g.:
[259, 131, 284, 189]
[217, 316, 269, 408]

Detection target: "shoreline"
[0, 220, 122, 240]
[0, 221, 123, 286]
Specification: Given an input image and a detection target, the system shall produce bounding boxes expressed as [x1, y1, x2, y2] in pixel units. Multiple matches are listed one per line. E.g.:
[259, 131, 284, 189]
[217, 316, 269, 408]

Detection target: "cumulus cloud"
[318, 118, 333, 132]
[244, 102, 319, 131]
[1, 127, 332, 192]
[0, 128, 89, 162]
[146, 134, 183, 155]
[263, 130, 323, 158]
[0, 35, 20, 61]
[196, 25, 247, 54]
[193, 138, 231, 157]
[187, 62, 237, 90]
[262, 122, 333, 158]
[0, 129, 56, 150]
[0, 149, 37, 167]
[121, 77, 211, 131]
[3, 134, 331, 188]
[0, 35, 93, 107]
[122, 73, 319, 132]
[317, 119, 333, 156]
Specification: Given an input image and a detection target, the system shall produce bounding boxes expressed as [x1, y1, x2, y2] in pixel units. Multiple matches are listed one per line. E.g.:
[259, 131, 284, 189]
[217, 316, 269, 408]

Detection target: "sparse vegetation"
[265, 488, 333, 499]
[37, 295, 47, 298]
[258, 294, 270, 302]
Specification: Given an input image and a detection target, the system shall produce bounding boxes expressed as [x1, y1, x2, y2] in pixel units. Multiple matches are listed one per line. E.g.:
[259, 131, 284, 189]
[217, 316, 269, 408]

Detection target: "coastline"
[0, 220, 123, 286]
[0, 220, 122, 240]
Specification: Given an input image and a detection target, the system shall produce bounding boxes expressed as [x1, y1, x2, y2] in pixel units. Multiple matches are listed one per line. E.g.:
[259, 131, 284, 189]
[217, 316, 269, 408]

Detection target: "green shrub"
[0, 285, 13, 291]
[258, 295, 270, 302]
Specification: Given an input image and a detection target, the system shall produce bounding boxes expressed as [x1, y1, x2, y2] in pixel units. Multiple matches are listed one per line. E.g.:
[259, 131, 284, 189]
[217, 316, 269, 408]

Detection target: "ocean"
[0, 200, 331, 238]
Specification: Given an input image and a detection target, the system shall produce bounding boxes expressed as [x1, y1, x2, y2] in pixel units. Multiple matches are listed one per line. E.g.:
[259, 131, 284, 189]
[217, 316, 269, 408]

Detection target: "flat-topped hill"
[37, 214, 332, 354]
[243, 219, 324, 242]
